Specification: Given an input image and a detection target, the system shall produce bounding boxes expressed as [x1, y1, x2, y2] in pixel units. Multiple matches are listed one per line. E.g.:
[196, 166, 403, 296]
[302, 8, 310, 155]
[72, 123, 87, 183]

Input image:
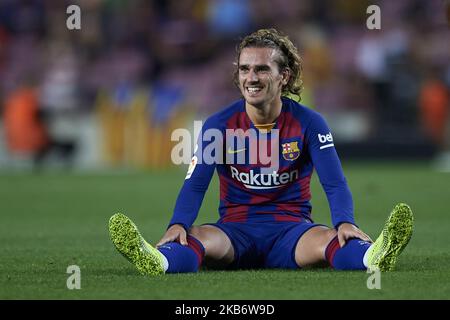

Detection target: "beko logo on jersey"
[230, 166, 298, 189]
[318, 132, 334, 150]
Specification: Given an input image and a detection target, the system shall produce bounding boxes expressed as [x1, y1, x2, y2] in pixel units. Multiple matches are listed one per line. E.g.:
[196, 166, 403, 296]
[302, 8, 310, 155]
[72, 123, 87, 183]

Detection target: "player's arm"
[157, 118, 220, 246]
[306, 112, 371, 246]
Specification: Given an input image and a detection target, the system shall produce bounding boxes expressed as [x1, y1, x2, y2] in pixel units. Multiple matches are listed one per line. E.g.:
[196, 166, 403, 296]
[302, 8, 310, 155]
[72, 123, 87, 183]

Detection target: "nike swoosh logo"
[227, 147, 247, 154]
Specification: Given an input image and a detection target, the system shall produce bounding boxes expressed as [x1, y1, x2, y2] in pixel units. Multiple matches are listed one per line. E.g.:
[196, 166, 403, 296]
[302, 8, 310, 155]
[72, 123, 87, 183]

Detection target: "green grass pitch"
[0, 162, 449, 299]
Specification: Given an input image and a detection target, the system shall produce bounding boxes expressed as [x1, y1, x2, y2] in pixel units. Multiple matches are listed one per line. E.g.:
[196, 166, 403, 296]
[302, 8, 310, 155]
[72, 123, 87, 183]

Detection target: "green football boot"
[366, 203, 414, 271]
[109, 213, 164, 275]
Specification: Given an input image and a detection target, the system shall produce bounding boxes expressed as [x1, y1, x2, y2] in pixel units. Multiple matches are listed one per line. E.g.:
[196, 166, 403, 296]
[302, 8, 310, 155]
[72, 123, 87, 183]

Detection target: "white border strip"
[319, 143, 334, 150]
[244, 184, 283, 189]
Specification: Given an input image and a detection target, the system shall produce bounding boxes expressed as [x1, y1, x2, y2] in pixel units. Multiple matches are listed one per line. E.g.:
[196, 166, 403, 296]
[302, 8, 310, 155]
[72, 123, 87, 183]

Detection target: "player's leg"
[109, 213, 166, 275]
[295, 225, 372, 270]
[109, 214, 234, 275]
[188, 225, 235, 268]
[295, 203, 414, 271]
[294, 225, 337, 267]
[365, 203, 413, 271]
[159, 223, 261, 271]
[264, 222, 332, 269]
[156, 225, 235, 273]
[266, 221, 370, 270]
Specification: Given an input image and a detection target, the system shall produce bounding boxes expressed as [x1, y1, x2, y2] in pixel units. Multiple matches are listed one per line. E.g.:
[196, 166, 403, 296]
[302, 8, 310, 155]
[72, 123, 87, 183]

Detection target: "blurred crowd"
[0, 0, 449, 168]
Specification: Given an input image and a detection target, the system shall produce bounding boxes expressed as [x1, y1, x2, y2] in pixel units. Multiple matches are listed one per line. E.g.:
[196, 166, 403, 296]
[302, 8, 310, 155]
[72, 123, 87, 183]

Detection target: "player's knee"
[188, 226, 204, 243]
[323, 228, 338, 243]
[188, 225, 233, 263]
[320, 228, 337, 251]
[296, 226, 337, 265]
[188, 225, 213, 252]
[306, 226, 337, 246]
[310, 227, 337, 257]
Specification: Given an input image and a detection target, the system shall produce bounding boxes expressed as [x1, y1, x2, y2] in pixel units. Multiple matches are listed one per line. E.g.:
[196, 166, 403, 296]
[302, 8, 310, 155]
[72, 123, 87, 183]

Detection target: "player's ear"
[281, 68, 290, 85]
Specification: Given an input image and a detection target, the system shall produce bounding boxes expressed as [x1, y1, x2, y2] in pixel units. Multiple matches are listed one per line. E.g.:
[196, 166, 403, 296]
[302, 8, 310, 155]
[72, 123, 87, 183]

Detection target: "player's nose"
[248, 69, 259, 82]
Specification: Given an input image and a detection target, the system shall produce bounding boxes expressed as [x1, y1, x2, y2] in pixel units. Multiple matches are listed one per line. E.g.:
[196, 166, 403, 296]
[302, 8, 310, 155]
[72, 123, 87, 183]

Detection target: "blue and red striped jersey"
[170, 97, 355, 229]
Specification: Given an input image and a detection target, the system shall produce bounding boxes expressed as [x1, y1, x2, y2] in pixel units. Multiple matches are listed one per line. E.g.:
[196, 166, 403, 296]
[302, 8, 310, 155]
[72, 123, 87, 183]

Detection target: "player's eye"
[255, 66, 271, 73]
[239, 66, 249, 73]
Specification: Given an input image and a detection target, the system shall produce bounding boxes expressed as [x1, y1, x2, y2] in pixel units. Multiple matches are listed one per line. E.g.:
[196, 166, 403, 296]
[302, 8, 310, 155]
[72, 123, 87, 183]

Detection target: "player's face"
[238, 47, 288, 109]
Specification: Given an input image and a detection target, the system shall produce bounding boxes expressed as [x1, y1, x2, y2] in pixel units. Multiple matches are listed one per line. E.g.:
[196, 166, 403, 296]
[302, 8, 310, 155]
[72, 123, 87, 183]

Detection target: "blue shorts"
[204, 220, 324, 269]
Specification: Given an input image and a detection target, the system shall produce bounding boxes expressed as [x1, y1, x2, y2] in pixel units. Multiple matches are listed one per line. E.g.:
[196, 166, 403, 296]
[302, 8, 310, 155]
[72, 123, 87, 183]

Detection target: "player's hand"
[156, 224, 188, 247]
[337, 223, 372, 247]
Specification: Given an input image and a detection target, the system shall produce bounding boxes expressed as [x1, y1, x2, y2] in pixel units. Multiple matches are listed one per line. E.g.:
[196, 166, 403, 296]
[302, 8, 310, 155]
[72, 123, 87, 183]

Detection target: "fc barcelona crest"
[282, 141, 300, 161]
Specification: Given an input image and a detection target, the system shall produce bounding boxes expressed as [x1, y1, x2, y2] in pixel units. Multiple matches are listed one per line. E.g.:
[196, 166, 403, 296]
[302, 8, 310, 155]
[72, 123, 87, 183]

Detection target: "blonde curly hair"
[233, 28, 304, 101]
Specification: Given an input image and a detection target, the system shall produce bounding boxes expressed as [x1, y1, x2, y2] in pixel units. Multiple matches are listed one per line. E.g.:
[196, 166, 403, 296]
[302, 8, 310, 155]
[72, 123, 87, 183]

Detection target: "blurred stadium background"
[0, 0, 449, 170]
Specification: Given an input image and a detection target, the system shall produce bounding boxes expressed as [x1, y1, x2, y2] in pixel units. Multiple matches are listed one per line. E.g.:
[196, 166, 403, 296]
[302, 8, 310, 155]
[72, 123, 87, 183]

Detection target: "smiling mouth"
[246, 86, 263, 95]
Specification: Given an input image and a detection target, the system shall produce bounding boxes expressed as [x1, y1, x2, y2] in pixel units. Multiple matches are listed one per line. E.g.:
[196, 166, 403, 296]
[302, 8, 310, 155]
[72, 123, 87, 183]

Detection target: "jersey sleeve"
[305, 112, 355, 228]
[168, 117, 221, 230]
